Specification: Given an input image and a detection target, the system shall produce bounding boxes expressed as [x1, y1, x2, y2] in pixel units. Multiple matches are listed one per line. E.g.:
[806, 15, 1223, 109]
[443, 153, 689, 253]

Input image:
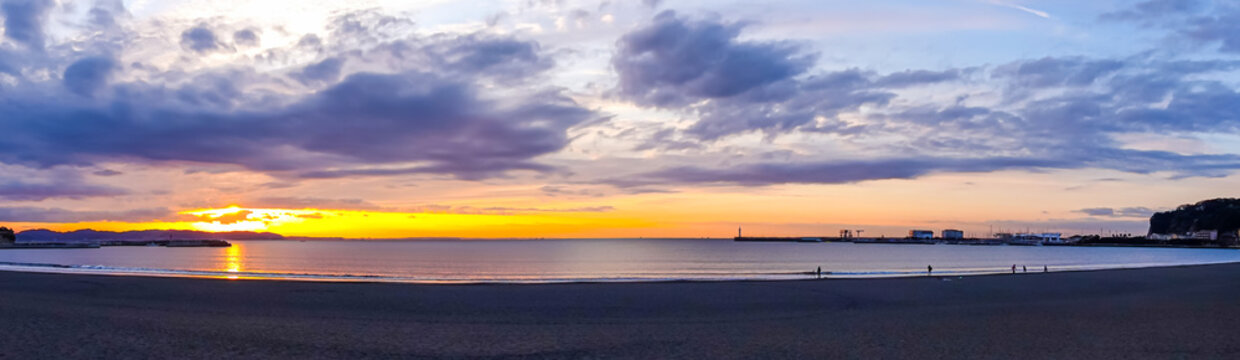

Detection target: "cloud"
[432, 34, 555, 83]
[354, 33, 557, 84]
[1182, 8, 1240, 52]
[180, 25, 223, 53]
[612, 157, 1065, 187]
[293, 57, 345, 86]
[610, 146, 1240, 187]
[1103, 0, 1240, 53]
[195, 210, 252, 225]
[599, 13, 1240, 187]
[410, 204, 615, 215]
[613, 11, 815, 108]
[540, 185, 606, 197]
[0, 206, 171, 223]
[0, 29, 597, 181]
[249, 197, 384, 211]
[233, 29, 260, 47]
[0, 0, 54, 49]
[1101, 0, 1204, 22]
[63, 56, 117, 97]
[994, 57, 1123, 88]
[873, 69, 965, 88]
[474, 205, 614, 213]
[1077, 207, 1158, 218]
[0, 177, 129, 201]
[613, 12, 964, 140]
[87, 0, 127, 28]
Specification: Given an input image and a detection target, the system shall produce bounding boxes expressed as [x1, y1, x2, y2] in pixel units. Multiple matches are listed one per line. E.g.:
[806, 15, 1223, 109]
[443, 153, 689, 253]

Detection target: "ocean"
[2, 239, 1238, 283]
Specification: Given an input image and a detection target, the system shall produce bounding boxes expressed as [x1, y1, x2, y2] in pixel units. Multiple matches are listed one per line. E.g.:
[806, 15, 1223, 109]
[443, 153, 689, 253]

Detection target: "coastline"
[4, 258, 1239, 284]
[3, 263, 1240, 358]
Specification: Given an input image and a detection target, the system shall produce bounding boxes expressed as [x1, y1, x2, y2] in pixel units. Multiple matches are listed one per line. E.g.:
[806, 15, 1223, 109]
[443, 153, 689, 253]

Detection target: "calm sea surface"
[2, 239, 1239, 283]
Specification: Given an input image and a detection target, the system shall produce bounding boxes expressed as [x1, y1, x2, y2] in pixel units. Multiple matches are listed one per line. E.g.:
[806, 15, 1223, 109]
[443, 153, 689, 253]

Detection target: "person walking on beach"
[817, 266, 822, 279]
[928, 265, 933, 276]
[1011, 264, 1016, 274]
[1044, 265, 1048, 273]
[1023, 265, 1027, 273]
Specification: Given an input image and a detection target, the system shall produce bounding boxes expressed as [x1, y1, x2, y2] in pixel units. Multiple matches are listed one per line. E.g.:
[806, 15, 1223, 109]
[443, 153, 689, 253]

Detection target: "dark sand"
[3, 264, 1240, 359]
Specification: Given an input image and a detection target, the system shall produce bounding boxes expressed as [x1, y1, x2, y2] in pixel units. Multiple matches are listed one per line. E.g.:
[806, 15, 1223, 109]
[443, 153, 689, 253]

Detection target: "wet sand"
[2, 264, 1240, 359]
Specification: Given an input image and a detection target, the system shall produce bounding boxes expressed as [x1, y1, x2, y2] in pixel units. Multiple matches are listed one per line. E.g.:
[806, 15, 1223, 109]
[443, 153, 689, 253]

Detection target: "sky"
[1, 0, 1238, 238]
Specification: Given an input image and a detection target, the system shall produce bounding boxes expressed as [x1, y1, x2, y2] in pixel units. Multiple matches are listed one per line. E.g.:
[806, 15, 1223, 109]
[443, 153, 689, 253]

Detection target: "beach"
[2, 264, 1239, 359]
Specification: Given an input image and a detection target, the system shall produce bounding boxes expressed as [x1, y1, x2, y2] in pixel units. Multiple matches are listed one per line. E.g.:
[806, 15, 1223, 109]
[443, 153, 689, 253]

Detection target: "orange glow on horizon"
[5, 205, 661, 238]
[183, 206, 319, 232]
[9, 169, 1222, 238]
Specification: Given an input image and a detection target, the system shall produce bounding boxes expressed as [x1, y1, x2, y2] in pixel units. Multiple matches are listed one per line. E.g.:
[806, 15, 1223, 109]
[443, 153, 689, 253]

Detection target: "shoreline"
[3, 258, 1239, 285]
[4, 263, 1240, 358]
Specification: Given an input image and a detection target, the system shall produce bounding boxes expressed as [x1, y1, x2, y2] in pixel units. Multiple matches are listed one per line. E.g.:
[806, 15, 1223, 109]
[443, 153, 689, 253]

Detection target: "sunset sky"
[1, 0, 1238, 238]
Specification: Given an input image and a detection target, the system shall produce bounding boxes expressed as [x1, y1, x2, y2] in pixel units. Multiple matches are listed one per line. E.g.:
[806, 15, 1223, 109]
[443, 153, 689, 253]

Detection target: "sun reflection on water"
[223, 243, 243, 279]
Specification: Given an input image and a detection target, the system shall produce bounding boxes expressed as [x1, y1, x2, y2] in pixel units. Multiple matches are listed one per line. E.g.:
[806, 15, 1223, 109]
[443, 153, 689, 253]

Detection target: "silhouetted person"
[1023, 265, 1027, 273]
[1011, 264, 1016, 274]
[817, 266, 822, 279]
[928, 265, 933, 275]
[1044, 265, 1048, 273]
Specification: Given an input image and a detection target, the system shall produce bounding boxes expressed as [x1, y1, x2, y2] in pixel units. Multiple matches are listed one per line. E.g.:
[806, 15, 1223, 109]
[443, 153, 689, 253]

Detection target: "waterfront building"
[909, 230, 933, 239]
[942, 229, 964, 239]
[1151, 230, 1226, 241]
[1190, 230, 1218, 241]
[1012, 232, 1062, 242]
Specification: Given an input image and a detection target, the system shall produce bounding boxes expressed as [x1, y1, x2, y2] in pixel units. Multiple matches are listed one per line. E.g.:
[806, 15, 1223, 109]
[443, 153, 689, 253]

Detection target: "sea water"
[1, 239, 1238, 283]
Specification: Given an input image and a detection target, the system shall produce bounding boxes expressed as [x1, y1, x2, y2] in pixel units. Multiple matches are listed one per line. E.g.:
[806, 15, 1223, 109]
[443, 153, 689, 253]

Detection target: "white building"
[1190, 230, 1218, 241]
[1013, 232, 1062, 242]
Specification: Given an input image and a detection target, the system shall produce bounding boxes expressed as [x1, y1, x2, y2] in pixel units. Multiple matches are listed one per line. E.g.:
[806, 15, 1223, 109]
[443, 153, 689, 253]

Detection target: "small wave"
[2, 260, 1238, 284]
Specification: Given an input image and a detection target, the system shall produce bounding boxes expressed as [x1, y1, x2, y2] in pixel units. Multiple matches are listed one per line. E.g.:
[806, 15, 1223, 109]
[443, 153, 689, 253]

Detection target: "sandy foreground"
[2, 264, 1240, 359]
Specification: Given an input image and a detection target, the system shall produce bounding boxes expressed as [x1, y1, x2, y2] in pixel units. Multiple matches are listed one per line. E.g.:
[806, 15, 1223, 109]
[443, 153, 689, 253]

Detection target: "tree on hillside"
[0, 226, 15, 244]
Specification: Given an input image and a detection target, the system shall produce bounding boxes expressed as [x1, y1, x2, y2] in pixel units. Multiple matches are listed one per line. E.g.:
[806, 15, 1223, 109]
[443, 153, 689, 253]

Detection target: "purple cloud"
[233, 28, 260, 47]
[0, 177, 129, 201]
[0, 30, 597, 181]
[1104, 0, 1240, 53]
[613, 11, 815, 107]
[63, 56, 118, 97]
[250, 197, 384, 211]
[180, 25, 223, 53]
[612, 12, 964, 141]
[293, 57, 345, 86]
[0, 206, 173, 223]
[0, 0, 54, 49]
[610, 148, 1240, 187]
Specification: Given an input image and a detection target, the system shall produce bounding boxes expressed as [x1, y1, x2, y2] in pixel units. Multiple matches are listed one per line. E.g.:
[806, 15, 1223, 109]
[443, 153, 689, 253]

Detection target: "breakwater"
[734, 236, 1239, 249]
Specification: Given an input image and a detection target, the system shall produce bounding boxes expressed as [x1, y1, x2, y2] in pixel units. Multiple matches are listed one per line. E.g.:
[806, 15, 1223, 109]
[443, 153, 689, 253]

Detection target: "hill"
[1148, 198, 1240, 243]
[16, 229, 284, 242]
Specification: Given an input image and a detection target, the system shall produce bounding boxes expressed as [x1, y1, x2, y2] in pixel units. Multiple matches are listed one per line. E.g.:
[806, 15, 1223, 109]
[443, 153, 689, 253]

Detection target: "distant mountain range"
[1149, 198, 1240, 239]
[17, 229, 284, 242]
